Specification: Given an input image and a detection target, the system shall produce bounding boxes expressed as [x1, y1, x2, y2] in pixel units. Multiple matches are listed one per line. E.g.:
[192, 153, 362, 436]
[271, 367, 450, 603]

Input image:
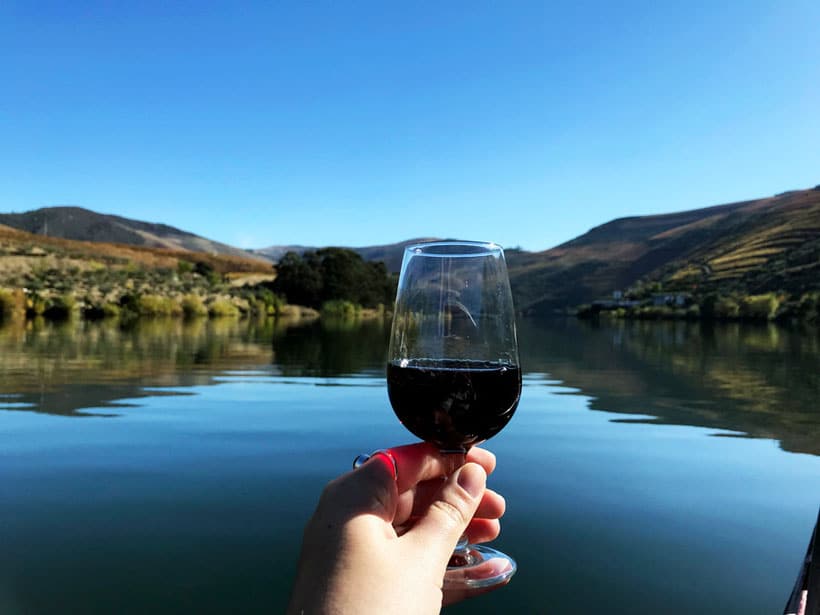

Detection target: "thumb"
[405, 462, 486, 564]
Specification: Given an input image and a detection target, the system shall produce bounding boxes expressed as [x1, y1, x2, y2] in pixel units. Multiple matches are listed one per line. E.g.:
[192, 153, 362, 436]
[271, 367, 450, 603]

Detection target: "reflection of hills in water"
[0, 317, 391, 417]
[518, 319, 820, 456]
[2, 316, 818, 457]
[0, 318, 277, 417]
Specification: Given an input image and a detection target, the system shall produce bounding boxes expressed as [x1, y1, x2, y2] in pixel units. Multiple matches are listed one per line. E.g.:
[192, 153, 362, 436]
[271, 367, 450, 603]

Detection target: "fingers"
[317, 453, 399, 524]
[463, 518, 501, 545]
[316, 443, 499, 528]
[476, 489, 505, 519]
[389, 443, 495, 494]
[392, 517, 502, 542]
[467, 447, 496, 475]
[404, 462, 487, 565]
[398, 482, 504, 525]
[456, 487, 506, 520]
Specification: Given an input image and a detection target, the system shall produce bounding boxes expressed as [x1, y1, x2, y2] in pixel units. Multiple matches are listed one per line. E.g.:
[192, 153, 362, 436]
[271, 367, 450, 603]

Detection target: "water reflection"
[1, 316, 818, 457]
[0, 316, 390, 417]
[517, 318, 820, 456]
[0, 317, 281, 417]
[271, 317, 389, 377]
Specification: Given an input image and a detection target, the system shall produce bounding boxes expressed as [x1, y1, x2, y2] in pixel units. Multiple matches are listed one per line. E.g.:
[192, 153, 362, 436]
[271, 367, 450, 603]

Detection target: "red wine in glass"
[387, 359, 521, 451]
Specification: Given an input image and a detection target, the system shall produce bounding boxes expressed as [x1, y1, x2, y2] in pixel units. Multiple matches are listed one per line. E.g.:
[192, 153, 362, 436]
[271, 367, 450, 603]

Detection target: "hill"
[509, 186, 820, 314]
[0, 222, 279, 320]
[0, 206, 264, 261]
[0, 223, 273, 276]
[5, 184, 819, 318]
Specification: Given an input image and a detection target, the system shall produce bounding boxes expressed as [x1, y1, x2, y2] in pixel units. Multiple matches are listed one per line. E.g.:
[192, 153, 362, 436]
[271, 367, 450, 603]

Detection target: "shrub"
[137, 294, 182, 317]
[25, 293, 47, 317]
[195, 261, 222, 286]
[119, 293, 140, 315]
[208, 298, 240, 318]
[740, 293, 780, 321]
[629, 305, 675, 320]
[0, 289, 23, 319]
[103, 302, 121, 318]
[797, 292, 819, 323]
[0, 290, 12, 315]
[181, 294, 208, 318]
[43, 294, 77, 320]
[248, 298, 267, 316]
[83, 301, 122, 320]
[321, 299, 360, 319]
[251, 288, 285, 316]
[714, 297, 740, 319]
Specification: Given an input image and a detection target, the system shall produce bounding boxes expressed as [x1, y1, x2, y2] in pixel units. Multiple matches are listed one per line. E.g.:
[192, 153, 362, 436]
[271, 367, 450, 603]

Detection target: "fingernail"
[457, 463, 486, 499]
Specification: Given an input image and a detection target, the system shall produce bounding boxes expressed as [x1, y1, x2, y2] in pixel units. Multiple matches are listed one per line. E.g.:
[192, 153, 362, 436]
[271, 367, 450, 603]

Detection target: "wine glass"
[387, 240, 521, 589]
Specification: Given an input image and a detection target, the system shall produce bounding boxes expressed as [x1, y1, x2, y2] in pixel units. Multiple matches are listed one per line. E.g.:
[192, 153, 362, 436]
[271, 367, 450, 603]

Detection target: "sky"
[2, 1, 819, 252]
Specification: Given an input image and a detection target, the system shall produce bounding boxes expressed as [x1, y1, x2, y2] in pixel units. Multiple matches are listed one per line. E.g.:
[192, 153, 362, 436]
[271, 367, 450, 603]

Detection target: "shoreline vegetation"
[0, 284, 391, 326]
[0, 241, 395, 325]
[576, 290, 820, 324]
[0, 289, 391, 325]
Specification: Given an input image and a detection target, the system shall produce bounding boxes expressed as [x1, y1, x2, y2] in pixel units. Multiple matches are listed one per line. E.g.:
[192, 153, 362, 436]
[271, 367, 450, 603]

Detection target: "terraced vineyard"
[508, 185, 820, 314]
[661, 189, 820, 295]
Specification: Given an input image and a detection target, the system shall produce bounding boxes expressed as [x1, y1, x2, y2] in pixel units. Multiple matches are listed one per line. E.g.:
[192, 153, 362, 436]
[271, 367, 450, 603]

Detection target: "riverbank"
[576, 291, 820, 324]
[0, 285, 390, 325]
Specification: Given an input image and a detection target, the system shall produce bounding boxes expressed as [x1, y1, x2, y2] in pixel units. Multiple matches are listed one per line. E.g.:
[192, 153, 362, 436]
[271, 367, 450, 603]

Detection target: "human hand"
[287, 442, 508, 615]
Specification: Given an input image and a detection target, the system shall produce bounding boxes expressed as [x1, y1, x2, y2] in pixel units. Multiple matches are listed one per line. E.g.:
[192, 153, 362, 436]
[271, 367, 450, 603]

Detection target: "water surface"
[0, 317, 818, 614]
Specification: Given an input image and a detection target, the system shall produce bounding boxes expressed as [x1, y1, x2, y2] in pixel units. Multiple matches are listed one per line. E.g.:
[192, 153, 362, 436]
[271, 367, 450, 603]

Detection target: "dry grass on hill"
[0, 223, 275, 278]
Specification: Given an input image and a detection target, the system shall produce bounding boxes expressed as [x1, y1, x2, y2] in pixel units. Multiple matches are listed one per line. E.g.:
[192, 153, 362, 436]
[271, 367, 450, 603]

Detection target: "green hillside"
[657, 189, 820, 296]
[509, 186, 820, 315]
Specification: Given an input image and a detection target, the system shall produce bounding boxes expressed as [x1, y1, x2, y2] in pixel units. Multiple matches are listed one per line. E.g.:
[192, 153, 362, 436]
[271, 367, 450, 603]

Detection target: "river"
[0, 316, 818, 613]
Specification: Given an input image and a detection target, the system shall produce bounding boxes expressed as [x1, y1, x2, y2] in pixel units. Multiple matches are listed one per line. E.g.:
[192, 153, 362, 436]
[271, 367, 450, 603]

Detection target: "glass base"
[443, 544, 517, 589]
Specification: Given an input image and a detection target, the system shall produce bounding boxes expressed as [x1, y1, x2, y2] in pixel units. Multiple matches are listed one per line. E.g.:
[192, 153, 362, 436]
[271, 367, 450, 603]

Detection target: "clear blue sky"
[2, 1, 819, 251]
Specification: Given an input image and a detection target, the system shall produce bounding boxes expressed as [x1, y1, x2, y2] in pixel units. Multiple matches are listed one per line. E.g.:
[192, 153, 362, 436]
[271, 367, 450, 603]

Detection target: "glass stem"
[441, 449, 474, 568]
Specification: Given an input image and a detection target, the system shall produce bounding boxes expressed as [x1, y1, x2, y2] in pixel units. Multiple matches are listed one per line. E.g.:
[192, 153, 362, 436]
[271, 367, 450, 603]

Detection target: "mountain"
[6, 184, 819, 316]
[0, 206, 264, 261]
[256, 185, 820, 314]
[508, 186, 820, 314]
[254, 237, 442, 272]
[0, 222, 273, 276]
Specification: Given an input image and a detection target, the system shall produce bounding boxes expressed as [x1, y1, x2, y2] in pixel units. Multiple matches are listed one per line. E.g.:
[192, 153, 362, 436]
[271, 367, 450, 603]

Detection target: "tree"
[272, 251, 323, 307]
[271, 249, 395, 309]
